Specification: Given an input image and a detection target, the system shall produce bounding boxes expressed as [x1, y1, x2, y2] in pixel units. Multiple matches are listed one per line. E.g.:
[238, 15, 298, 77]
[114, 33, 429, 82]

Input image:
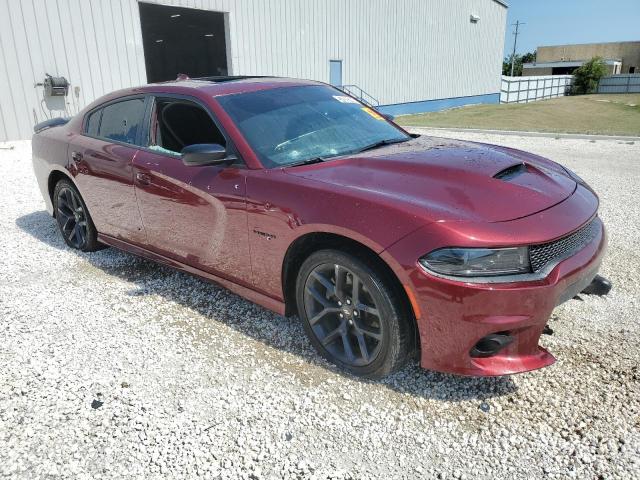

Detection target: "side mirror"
[181, 143, 233, 166]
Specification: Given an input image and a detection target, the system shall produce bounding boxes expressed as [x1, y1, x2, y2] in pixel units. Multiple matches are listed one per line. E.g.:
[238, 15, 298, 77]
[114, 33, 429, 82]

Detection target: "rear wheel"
[296, 249, 413, 378]
[53, 179, 101, 252]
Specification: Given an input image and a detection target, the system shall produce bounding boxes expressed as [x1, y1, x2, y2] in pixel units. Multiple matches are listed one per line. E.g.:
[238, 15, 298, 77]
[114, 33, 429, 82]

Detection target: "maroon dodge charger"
[32, 77, 607, 378]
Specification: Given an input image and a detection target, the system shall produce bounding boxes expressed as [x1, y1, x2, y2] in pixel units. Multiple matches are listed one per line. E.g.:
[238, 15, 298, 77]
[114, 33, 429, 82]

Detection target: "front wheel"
[53, 179, 101, 252]
[296, 250, 414, 378]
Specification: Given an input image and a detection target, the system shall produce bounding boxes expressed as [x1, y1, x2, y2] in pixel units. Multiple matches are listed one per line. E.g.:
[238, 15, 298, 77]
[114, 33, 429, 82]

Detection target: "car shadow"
[16, 210, 518, 402]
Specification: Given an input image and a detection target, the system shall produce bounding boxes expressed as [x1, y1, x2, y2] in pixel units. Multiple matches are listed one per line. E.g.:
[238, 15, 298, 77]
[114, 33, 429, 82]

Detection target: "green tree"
[502, 51, 536, 77]
[572, 57, 608, 94]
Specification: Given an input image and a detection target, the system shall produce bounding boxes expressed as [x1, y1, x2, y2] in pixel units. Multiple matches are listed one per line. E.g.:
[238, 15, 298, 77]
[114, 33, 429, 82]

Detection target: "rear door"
[131, 95, 252, 286]
[71, 96, 148, 243]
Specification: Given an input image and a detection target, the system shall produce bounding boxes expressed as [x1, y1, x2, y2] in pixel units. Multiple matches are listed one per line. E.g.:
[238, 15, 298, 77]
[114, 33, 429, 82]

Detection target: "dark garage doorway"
[139, 3, 228, 83]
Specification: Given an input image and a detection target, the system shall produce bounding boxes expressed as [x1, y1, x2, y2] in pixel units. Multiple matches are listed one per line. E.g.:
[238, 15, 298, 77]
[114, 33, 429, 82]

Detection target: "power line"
[510, 20, 525, 77]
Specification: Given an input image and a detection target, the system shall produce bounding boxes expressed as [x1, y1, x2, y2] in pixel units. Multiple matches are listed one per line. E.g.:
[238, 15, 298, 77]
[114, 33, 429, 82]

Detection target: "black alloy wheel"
[304, 262, 383, 367]
[296, 250, 414, 378]
[53, 179, 101, 252]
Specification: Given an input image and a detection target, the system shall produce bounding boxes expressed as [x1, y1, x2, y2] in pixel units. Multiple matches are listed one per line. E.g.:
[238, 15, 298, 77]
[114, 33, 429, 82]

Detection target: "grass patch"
[396, 94, 640, 136]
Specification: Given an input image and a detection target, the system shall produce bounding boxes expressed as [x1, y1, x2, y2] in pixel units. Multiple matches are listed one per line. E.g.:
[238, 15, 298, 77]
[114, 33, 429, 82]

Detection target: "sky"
[503, 0, 640, 58]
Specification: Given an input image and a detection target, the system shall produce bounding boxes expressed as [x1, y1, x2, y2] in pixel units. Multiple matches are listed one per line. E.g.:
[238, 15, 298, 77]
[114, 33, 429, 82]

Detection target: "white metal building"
[0, 0, 508, 141]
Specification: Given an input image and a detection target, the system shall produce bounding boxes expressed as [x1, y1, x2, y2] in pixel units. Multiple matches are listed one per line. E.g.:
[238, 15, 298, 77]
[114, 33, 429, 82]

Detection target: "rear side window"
[97, 98, 146, 145]
[85, 109, 102, 136]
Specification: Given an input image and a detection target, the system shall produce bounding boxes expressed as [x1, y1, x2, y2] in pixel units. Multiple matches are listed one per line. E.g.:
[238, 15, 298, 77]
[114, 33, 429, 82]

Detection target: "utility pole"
[510, 20, 525, 77]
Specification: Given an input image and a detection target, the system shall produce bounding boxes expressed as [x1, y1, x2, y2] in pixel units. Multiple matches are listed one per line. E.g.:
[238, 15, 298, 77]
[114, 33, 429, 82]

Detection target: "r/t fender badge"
[253, 229, 276, 241]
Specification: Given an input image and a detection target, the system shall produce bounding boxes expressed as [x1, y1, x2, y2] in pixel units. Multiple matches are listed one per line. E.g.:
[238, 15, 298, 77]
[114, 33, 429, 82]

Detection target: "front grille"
[529, 217, 601, 272]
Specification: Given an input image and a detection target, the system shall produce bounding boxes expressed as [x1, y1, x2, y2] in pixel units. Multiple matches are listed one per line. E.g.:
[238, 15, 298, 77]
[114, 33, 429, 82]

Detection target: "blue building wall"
[377, 93, 500, 117]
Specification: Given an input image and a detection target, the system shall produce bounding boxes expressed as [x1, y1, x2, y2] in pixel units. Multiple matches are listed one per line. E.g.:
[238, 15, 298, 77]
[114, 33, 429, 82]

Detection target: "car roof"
[135, 76, 325, 97]
[78, 76, 329, 127]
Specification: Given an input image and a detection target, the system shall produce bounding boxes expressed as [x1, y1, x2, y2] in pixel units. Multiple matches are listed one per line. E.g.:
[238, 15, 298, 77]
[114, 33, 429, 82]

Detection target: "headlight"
[420, 247, 530, 277]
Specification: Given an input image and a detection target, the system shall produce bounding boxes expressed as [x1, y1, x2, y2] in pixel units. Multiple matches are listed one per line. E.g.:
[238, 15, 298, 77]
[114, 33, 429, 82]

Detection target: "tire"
[53, 179, 102, 252]
[296, 249, 414, 379]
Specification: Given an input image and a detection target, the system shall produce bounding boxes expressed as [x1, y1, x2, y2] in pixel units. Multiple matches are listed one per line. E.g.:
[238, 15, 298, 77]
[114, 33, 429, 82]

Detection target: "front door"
[70, 96, 148, 243]
[132, 96, 252, 286]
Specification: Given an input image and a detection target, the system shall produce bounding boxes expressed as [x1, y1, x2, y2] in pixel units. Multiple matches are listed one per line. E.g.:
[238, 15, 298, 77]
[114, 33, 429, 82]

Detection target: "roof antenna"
[176, 73, 190, 81]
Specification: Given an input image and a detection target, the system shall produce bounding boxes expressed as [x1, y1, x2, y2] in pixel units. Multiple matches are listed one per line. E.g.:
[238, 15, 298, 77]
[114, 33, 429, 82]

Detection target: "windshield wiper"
[285, 156, 326, 168]
[353, 137, 410, 154]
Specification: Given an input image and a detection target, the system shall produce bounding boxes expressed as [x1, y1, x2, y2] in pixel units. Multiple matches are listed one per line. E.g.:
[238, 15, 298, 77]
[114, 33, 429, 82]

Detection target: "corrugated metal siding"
[598, 74, 640, 94]
[0, 0, 148, 141]
[0, 0, 506, 141]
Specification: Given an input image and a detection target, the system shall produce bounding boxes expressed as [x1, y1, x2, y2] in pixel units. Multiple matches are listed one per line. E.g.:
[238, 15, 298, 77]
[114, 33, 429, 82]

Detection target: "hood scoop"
[494, 162, 527, 181]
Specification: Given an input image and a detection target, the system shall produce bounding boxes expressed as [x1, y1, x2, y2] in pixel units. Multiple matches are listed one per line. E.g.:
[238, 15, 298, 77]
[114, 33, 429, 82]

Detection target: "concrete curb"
[403, 126, 640, 142]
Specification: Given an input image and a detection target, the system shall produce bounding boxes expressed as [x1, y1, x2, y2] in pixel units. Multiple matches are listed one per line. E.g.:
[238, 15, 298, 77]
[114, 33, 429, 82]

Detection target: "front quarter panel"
[245, 169, 428, 300]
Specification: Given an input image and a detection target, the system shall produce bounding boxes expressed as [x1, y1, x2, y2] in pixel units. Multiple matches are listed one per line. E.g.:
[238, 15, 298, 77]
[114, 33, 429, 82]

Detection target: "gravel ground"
[1, 132, 639, 479]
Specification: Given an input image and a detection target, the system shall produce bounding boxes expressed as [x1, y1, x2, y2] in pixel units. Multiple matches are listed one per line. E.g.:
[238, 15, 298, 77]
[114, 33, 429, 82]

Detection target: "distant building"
[523, 41, 640, 76]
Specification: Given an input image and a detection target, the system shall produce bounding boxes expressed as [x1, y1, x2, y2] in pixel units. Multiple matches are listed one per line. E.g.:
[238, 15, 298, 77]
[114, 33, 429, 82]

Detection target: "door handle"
[71, 151, 83, 162]
[136, 172, 152, 185]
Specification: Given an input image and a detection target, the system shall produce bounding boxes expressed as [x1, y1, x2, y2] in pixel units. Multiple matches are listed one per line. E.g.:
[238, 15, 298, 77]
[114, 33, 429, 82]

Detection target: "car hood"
[284, 136, 577, 223]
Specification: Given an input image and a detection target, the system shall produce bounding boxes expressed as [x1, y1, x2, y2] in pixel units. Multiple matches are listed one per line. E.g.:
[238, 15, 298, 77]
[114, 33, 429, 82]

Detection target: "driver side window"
[150, 99, 226, 156]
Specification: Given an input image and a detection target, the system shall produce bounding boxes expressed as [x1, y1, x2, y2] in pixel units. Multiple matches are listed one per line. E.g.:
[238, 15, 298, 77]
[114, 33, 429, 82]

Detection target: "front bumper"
[386, 217, 607, 376]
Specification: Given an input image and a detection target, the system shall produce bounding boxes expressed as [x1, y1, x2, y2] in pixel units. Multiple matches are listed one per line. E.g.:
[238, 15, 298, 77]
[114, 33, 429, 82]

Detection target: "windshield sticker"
[333, 95, 359, 104]
[361, 107, 384, 120]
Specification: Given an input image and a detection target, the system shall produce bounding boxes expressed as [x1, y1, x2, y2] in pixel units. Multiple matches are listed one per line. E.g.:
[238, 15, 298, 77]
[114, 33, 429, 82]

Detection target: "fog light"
[470, 333, 513, 358]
